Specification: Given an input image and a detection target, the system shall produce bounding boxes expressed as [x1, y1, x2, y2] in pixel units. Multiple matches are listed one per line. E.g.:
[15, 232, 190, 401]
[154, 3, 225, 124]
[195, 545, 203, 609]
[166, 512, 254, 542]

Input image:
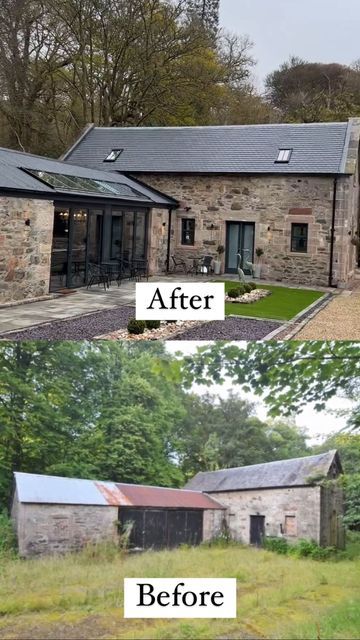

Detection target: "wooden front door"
[250, 515, 265, 546]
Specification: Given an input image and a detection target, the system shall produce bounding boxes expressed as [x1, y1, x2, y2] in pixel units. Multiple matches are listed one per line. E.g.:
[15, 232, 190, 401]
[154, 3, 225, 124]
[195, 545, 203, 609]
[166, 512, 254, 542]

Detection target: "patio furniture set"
[87, 258, 149, 290]
[171, 255, 214, 275]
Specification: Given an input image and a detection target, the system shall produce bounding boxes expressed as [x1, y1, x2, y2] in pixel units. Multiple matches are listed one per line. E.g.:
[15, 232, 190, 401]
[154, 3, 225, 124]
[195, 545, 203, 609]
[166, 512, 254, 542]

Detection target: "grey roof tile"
[63, 122, 352, 175]
[185, 451, 341, 492]
[0, 147, 175, 206]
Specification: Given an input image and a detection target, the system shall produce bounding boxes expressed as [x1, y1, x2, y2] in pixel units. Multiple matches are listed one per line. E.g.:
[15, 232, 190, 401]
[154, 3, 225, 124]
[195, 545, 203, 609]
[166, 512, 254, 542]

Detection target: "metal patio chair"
[171, 255, 188, 274]
[86, 263, 109, 290]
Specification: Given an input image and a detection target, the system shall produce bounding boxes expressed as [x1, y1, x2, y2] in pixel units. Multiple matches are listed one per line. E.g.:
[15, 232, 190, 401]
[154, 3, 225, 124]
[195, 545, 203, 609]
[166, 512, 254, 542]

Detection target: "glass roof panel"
[23, 169, 150, 200]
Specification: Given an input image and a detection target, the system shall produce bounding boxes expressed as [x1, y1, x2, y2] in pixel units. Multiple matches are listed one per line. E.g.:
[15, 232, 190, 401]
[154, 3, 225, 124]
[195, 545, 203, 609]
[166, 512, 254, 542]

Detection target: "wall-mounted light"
[267, 226, 271, 232]
[25, 219, 31, 226]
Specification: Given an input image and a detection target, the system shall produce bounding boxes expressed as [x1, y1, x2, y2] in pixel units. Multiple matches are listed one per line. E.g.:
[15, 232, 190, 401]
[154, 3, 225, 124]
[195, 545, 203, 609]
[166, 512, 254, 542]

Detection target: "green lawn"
[224, 282, 325, 321]
[0, 542, 359, 640]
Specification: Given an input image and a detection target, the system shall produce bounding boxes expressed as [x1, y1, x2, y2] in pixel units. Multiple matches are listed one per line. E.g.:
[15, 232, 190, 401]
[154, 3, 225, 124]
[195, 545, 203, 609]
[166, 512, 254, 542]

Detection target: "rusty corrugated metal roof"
[115, 483, 224, 509]
[14, 473, 224, 510]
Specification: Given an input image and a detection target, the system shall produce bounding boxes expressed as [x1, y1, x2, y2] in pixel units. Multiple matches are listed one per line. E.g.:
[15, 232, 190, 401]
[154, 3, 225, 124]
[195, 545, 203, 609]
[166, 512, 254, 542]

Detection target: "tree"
[179, 341, 360, 426]
[265, 57, 360, 122]
[186, 0, 220, 36]
[176, 391, 309, 478]
[0, 342, 185, 508]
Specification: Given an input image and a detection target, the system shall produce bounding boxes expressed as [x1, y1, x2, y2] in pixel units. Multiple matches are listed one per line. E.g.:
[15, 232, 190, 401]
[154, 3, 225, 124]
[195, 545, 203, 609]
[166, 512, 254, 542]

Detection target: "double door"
[225, 222, 255, 274]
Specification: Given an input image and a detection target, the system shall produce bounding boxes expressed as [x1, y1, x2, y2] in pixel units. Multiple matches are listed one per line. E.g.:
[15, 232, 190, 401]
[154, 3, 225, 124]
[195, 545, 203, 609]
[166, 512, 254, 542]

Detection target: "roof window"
[104, 149, 123, 162]
[276, 148, 292, 163]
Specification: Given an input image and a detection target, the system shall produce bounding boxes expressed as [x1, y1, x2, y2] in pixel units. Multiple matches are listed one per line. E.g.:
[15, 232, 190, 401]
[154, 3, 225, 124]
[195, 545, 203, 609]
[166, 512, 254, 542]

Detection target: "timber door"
[119, 508, 203, 550]
[225, 222, 255, 274]
[250, 515, 265, 546]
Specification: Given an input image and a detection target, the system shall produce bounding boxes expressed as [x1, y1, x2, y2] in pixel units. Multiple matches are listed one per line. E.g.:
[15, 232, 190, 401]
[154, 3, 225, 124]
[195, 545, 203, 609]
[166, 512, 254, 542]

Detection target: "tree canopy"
[0, 341, 312, 509]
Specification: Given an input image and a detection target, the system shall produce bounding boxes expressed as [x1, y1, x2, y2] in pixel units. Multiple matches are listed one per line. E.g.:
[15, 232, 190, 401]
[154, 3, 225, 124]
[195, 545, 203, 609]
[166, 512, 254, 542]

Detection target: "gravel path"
[0, 306, 135, 340]
[295, 292, 360, 340]
[168, 317, 282, 341]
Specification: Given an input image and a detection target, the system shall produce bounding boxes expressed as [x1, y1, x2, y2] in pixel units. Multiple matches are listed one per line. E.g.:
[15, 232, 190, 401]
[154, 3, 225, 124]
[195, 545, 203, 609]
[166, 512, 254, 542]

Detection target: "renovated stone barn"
[11, 473, 224, 558]
[186, 451, 345, 549]
[63, 119, 360, 288]
[0, 148, 175, 304]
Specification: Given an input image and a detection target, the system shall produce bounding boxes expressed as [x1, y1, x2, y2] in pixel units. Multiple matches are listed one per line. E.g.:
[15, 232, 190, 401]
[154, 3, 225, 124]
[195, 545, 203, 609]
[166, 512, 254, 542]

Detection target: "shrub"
[263, 536, 289, 555]
[227, 287, 241, 299]
[263, 536, 337, 561]
[248, 282, 257, 291]
[166, 320, 177, 324]
[243, 283, 253, 294]
[145, 320, 161, 330]
[127, 319, 146, 335]
[0, 510, 16, 558]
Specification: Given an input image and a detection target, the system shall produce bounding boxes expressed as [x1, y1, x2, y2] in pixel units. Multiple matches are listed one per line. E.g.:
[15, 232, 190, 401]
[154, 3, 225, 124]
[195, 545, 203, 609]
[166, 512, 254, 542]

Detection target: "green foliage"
[227, 287, 241, 299]
[127, 319, 146, 335]
[176, 392, 309, 477]
[264, 536, 337, 561]
[263, 536, 289, 555]
[248, 282, 257, 291]
[145, 320, 161, 330]
[0, 511, 16, 558]
[342, 474, 360, 530]
[243, 283, 253, 294]
[180, 342, 360, 420]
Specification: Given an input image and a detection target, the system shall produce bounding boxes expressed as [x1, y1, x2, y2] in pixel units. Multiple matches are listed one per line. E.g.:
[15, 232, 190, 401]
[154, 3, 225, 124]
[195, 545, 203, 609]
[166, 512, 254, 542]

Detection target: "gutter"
[166, 208, 173, 273]
[328, 175, 338, 288]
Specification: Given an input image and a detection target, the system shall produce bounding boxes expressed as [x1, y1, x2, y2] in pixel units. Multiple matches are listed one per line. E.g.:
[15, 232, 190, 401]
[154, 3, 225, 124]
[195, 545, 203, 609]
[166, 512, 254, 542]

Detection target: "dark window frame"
[275, 148, 293, 163]
[103, 149, 124, 162]
[181, 218, 195, 246]
[291, 222, 308, 253]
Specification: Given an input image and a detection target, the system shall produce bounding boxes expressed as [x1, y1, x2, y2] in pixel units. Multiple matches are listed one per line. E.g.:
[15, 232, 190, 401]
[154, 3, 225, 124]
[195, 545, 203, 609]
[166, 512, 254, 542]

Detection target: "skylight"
[276, 149, 293, 163]
[24, 169, 150, 200]
[104, 149, 123, 162]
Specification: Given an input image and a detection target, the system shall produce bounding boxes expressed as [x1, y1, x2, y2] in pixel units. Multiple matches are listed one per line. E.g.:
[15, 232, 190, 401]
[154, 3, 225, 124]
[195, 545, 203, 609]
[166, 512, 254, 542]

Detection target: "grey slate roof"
[185, 451, 341, 493]
[13, 472, 223, 510]
[0, 147, 175, 206]
[62, 122, 353, 175]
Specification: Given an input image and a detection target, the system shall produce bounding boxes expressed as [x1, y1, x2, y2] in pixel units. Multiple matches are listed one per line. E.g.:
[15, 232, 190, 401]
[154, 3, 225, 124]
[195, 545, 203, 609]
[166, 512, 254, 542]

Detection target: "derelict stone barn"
[11, 473, 224, 558]
[63, 119, 360, 288]
[186, 451, 345, 549]
[11, 451, 344, 557]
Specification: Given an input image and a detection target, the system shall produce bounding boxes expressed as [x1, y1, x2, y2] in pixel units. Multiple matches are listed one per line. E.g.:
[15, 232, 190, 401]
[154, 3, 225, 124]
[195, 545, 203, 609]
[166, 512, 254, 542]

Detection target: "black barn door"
[119, 508, 203, 550]
[250, 515, 265, 546]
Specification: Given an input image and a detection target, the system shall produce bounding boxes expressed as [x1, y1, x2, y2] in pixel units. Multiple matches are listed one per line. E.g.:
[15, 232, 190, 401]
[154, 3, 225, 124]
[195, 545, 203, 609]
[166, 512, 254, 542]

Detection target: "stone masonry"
[138, 173, 359, 287]
[0, 197, 54, 304]
[12, 494, 118, 558]
[206, 486, 322, 545]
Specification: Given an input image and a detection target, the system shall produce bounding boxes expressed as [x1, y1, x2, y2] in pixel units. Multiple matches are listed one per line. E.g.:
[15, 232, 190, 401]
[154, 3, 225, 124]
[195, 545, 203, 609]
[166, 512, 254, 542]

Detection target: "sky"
[166, 341, 353, 444]
[219, 0, 360, 87]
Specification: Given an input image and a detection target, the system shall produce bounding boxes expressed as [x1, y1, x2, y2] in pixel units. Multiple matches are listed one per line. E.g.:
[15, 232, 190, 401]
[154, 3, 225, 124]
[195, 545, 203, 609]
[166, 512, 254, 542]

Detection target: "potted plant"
[254, 247, 264, 278]
[214, 245, 225, 275]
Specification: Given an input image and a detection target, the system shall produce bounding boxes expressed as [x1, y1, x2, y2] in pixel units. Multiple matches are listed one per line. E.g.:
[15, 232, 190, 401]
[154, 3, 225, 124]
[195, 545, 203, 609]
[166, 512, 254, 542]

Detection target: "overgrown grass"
[0, 540, 359, 639]
[224, 282, 324, 320]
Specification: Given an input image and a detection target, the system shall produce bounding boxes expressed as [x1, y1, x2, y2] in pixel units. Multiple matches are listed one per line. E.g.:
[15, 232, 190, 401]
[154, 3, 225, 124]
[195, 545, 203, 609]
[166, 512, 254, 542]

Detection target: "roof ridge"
[91, 122, 348, 131]
[194, 450, 337, 476]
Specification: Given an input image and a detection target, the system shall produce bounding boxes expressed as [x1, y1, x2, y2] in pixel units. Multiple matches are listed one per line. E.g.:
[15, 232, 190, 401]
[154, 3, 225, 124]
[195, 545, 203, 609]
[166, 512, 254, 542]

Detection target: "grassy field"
[0, 542, 359, 640]
[224, 282, 324, 321]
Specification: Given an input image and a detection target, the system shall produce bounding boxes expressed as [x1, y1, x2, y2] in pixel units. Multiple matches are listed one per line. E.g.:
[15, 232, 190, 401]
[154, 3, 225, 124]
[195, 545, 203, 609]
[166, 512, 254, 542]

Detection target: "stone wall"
[13, 496, 118, 557]
[203, 509, 225, 541]
[206, 486, 322, 545]
[147, 208, 170, 274]
[0, 197, 54, 304]
[137, 173, 358, 287]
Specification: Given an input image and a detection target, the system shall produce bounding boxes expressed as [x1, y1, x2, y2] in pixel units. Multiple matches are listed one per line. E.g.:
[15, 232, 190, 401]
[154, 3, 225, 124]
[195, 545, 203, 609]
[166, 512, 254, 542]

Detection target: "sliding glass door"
[110, 210, 148, 263]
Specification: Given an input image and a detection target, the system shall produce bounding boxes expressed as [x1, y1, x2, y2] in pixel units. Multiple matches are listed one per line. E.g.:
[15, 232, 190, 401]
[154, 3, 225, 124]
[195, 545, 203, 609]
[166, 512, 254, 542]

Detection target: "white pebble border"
[95, 320, 205, 341]
[225, 289, 271, 304]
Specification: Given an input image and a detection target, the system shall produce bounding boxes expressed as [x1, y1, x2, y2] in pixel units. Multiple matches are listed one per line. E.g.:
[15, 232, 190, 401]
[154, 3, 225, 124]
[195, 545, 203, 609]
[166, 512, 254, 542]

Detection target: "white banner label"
[124, 578, 237, 618]
[135, 283, 225, 321]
